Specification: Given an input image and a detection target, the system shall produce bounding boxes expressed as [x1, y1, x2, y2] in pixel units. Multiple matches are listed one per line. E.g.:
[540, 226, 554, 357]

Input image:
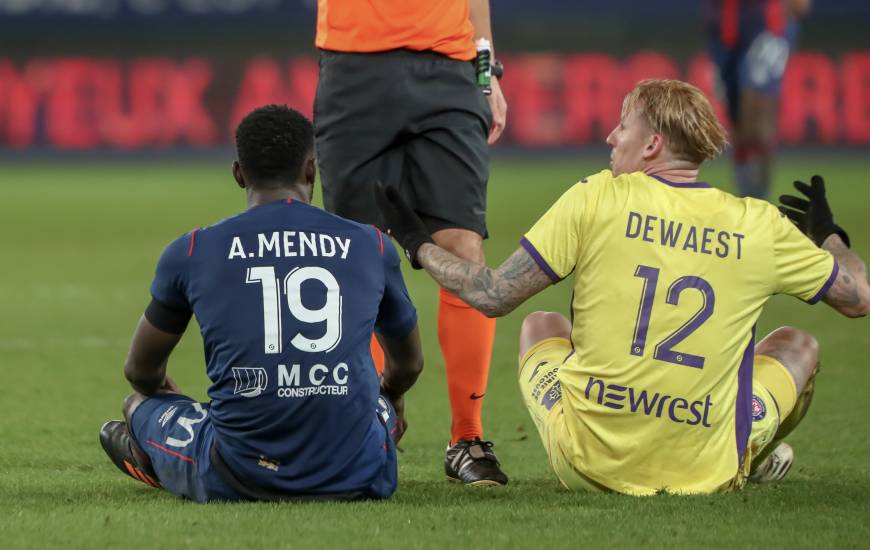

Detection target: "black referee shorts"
[314, 49, 492, 237]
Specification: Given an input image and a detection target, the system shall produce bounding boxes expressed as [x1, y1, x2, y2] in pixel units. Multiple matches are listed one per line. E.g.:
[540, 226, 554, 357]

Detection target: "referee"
[314, 0, 508, 486]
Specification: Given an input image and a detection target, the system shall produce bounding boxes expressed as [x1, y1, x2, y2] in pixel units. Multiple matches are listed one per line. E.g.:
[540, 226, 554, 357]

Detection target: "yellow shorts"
[517, 338, 799, 492]
[745, 355, 799, 472]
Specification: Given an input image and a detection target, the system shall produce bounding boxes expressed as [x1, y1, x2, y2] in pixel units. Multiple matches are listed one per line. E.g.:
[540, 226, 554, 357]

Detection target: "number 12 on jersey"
[630, 265, 715, 369]
[246, 266, 343, 355]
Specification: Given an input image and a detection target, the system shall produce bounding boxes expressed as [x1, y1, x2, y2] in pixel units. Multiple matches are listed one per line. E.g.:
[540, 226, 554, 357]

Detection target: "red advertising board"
[1, 52, 867, 149]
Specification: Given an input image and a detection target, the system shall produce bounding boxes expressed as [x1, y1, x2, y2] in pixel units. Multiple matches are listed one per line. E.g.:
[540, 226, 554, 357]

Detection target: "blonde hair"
[622, 79, 727, 164]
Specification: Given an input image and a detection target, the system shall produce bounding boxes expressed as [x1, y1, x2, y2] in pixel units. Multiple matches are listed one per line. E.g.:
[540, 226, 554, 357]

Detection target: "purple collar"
[652, 175, 712, 189]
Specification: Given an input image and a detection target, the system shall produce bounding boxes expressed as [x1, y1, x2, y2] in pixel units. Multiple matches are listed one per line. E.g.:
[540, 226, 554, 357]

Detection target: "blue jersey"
[149, 198, 417, 497]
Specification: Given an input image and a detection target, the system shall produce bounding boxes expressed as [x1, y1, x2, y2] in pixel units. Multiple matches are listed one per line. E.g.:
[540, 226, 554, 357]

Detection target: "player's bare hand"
[390, 394, 409, 445]
[158, 375, 181, 394]
[487, 77, 507, 145]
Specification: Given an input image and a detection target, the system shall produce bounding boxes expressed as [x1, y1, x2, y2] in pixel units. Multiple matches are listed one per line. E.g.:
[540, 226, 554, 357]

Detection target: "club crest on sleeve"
[232, 367, 268, 398]
[751, 394, 766, 421]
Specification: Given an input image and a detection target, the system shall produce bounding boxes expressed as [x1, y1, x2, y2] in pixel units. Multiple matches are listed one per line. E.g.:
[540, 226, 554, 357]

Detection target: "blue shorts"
[129, 393, 242, 503]
[708, 22, 798, 124]
[129, 393, 399, 503]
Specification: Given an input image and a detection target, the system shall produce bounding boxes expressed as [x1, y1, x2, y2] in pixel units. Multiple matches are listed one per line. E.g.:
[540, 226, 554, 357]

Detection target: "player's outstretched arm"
[376, 182, 551, 317]
[779, 175, 870, 318]
[821, 234, 870, 318]
[124, 301, 189, 395]
[417, 243, 551, 317]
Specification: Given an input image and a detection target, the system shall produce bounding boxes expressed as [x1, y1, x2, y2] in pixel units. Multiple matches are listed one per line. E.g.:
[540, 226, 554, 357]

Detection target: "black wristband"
[145, 298, 192, 334]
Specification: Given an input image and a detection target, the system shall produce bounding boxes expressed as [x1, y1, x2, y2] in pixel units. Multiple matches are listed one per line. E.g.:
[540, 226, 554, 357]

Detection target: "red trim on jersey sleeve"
[371, 225, 385, 256]
[721, 0, 739, 47]
[765, 0, 785, 36]
[188, 228, 198, 257]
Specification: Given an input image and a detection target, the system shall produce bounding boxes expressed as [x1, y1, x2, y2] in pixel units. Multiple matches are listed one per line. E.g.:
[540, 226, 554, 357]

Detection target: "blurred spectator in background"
[706, 0, 812, 199]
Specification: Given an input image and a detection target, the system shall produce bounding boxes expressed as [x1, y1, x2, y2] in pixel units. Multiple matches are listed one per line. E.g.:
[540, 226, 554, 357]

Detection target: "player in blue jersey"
[706, 0, 811, 198]
[98, 105, 424, 502]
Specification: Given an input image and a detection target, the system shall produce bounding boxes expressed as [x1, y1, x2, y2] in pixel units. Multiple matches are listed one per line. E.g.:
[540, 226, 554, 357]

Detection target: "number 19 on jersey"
[246, 266, 343, 354]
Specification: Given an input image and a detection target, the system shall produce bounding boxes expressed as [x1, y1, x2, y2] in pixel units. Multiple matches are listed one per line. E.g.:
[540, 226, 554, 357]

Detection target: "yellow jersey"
[522, 170, 837, 495]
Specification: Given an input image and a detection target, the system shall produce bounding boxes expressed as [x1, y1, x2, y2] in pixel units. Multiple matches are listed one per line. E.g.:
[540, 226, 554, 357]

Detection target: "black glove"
[375, 182, 433, 269]
[778, 175, 850, 248]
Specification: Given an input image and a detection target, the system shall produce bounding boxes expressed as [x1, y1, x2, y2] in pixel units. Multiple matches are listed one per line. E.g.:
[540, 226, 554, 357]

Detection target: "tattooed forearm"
[827, 270, 860, 307]
[417, 244, 553, 317]
[822, 234, 870, 317]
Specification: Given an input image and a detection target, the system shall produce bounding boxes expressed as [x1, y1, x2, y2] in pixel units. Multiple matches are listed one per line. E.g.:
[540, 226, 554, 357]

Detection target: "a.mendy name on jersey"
[228, 231, 352, 260]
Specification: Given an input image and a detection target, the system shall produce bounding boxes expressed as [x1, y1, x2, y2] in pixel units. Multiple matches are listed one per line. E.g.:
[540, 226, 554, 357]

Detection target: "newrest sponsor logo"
[584, 377, 713, 427]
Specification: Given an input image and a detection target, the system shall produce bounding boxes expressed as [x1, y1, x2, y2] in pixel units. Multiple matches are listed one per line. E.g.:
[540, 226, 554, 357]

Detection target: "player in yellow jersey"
[376, 79, 870, 495]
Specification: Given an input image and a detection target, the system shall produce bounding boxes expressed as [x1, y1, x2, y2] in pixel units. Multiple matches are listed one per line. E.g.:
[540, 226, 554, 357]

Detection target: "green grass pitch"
[1, 155, 868, 548]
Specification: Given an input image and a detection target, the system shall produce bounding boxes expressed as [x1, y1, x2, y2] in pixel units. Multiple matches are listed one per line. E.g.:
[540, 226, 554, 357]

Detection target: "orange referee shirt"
[315, 0, 476, 61]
